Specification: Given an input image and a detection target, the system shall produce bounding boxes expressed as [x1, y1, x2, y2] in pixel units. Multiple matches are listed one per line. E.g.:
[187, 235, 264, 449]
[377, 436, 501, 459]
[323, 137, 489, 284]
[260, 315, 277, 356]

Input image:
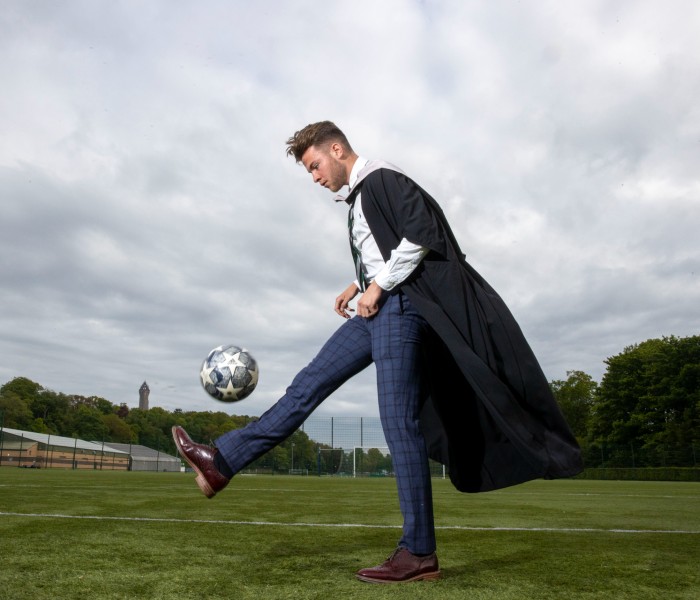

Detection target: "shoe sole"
[355, 571, 441, 584]
[172, 427, 216, 499]
[194, 474, 216, 498]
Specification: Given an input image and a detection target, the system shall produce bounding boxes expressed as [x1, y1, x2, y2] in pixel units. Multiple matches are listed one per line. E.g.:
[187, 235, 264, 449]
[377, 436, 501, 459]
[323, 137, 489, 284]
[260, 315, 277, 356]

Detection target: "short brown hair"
[285, 121, 353, 162]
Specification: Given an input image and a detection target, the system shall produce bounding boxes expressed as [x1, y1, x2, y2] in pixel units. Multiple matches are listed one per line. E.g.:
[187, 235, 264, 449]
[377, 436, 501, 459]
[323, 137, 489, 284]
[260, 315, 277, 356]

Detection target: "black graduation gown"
[348, 165, 583, 493]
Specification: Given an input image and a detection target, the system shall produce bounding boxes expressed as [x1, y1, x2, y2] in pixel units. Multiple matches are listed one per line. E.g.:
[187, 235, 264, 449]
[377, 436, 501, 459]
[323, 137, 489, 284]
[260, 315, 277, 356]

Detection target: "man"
[172, 121, 582, 584]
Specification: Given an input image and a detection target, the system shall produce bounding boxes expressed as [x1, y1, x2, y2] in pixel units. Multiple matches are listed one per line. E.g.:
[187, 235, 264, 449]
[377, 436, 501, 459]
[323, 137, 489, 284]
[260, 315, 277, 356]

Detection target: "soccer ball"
[199, 344, 259, 402]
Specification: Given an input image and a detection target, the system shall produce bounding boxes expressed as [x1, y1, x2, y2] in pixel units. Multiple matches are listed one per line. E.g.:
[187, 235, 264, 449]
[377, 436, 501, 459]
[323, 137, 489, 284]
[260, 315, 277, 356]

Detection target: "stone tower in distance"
[139, 381, 150, 410]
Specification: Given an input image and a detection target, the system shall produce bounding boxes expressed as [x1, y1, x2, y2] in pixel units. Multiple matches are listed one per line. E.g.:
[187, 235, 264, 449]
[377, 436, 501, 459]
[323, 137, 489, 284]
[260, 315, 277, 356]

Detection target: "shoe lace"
[384, 547, 404, 564]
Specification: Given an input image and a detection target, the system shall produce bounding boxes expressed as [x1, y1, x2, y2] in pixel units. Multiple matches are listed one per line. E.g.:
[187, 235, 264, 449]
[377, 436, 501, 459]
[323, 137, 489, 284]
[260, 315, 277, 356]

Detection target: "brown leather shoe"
[172, 426, 229, 498]
[356, 547, 440, 583]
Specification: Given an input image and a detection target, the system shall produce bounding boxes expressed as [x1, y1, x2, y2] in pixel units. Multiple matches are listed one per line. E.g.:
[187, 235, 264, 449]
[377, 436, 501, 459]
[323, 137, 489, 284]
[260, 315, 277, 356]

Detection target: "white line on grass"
[0, 512, 697, 534]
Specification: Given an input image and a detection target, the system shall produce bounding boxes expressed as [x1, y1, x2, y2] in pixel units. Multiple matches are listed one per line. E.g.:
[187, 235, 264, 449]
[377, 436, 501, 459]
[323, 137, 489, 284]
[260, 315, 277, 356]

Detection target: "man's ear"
[329, 141, 344, 159]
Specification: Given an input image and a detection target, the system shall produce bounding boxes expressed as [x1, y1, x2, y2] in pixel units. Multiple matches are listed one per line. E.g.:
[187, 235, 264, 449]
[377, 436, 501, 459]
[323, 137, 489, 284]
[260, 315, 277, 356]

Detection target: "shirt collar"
[348, 156, 369, 190]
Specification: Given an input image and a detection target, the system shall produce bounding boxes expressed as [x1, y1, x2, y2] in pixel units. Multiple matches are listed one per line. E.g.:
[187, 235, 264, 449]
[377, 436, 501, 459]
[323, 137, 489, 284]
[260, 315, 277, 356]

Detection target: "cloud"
[1, 0, 699, 418]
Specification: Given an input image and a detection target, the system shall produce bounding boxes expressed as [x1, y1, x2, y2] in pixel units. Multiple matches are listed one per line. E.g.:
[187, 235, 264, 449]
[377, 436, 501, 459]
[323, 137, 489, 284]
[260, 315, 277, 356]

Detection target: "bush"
[576, 467, 700, 482]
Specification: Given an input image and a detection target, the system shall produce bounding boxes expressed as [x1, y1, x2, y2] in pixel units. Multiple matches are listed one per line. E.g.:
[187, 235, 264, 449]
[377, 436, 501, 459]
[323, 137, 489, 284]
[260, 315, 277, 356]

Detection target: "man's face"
[301, 144, 348, 193]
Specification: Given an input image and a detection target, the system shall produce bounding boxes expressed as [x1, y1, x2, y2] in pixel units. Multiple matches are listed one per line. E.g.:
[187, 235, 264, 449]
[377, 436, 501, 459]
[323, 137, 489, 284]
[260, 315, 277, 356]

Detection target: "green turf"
[0, 469, 698, 599]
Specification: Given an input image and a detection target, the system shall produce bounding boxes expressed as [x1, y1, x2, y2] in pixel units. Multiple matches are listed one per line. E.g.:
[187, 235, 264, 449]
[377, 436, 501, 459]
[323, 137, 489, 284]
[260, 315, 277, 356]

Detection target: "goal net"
[352, 446, 392, 478]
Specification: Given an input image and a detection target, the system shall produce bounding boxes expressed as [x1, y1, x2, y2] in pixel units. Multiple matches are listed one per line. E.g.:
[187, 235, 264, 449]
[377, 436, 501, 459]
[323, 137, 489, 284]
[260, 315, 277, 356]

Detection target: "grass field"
[0, 469, 698, 599]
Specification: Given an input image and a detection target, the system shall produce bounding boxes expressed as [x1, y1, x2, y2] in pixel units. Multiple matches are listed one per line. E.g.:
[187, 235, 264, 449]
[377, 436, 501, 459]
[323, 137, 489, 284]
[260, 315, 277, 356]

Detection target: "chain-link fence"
[581, 442, 698, 469]
[3, 417, 697, 477]
[243, 415, 447, 477]
[241, 415, 698, 478]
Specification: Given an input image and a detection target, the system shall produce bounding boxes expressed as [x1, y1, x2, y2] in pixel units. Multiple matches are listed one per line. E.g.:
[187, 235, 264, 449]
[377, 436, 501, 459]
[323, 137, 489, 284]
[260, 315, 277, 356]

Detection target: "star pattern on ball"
[215, 377, 247, 400]
[199, 344, 259, 403]
[200, 363, 218, 386]
[222, 350, 248, 371]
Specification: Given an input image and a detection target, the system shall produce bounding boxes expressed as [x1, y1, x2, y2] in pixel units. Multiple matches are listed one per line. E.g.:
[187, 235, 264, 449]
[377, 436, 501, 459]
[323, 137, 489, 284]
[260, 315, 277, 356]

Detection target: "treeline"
[0, 377, 331, 473]
[1, 334, 698, 470]
[551, 335, 699, 468]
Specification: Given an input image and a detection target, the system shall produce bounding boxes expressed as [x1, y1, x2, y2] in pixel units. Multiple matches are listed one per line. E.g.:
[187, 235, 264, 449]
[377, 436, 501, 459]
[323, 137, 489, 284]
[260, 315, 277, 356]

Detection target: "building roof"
[101, 442, 180, 463]
[0, 428, 179, 463]
[0, 427, 128, 454]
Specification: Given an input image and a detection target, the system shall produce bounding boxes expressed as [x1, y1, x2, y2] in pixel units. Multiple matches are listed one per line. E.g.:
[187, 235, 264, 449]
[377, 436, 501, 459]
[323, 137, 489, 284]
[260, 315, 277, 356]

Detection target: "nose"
[312, 172, 322, 183]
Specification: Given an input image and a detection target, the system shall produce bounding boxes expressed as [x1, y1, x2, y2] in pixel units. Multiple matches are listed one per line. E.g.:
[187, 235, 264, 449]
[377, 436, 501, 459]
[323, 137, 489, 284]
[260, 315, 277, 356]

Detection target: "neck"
[345, 153, 359, 184]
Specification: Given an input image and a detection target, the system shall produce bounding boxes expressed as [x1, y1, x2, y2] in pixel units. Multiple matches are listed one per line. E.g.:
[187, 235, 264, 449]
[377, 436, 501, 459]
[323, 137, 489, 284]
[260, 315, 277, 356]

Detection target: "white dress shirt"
[349, 157, 429, 291]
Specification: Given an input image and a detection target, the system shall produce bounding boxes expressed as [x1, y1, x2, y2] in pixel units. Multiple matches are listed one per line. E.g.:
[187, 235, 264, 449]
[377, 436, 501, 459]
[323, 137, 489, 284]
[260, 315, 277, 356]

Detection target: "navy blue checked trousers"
[215, 292, 436, 554]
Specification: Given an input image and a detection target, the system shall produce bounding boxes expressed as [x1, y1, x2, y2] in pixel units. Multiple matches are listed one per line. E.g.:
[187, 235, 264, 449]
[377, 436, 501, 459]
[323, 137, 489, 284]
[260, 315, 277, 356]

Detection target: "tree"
[125, 408, 177, 454]
[590, 335, 700, 466]
[102, 413, 136, 443]
[30, 417, 51, 433]
[550, 370, 597, 440]
[0, 390, 34, 430]
[363, 448, 386, 474]
[69, 404, 109, 441]
[71, 395, 115, 415]
[179, 410, 244, 444]
[31, 391, 71, 433]
[0, 377, 43, 399]
[0, 378, 74, 433]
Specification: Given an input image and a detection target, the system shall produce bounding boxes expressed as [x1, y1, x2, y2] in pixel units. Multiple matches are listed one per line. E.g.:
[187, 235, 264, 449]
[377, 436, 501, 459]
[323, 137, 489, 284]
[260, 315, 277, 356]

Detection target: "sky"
[1, 0, 699, 419]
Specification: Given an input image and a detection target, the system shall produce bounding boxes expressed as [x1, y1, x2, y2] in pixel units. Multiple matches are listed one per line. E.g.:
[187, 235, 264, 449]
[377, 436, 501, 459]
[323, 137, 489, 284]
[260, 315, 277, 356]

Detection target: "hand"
[335, 283, 360, 319]
[356, 281, 383, 318]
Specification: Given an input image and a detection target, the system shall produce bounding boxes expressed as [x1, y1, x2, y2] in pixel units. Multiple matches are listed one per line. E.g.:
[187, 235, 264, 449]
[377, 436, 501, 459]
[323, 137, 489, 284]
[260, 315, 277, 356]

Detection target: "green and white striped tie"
[348, 200, 367, 292]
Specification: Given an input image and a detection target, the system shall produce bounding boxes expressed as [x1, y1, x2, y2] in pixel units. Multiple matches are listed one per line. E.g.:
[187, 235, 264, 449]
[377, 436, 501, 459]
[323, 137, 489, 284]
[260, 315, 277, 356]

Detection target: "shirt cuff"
[374, 244, 429, 291]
